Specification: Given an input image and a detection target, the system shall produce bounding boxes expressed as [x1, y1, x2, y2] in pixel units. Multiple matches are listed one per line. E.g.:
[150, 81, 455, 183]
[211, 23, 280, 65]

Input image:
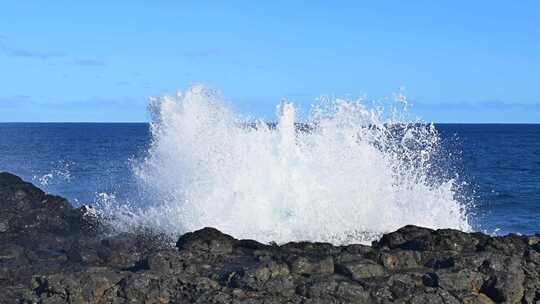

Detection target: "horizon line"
[1, 121, 539, 125]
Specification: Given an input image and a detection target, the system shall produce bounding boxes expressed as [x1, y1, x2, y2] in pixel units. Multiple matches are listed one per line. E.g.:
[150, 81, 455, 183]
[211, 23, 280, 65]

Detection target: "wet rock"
[146, 249, 185, 273]
[335, 281, 371, 303]
[335, 258, 385, 280]
[0, 172, 539, 303]
[373, 225, 434, 249]
[479, 234, 528, 255]
[408, 289, 461, 304]
[281, 241, 341, 256]
[462, 293, 496, 304]
[296, 278, 338, 298]
[32, 268, 125, 304]
[176, 227, 236, 254]
[481, 270, 525, 303]
[228, 260, 295, 297]
[436, 269, 485, 297]
[0, 219, 8, 233]
[374, 225, 484, 253]
[379, 249, 420, 270]
[479, 256, 525, 303]
[117, 272, 170, 303]
[288, 255, 334, 275]
[98, 233, 144, 269]
[387, 272, 425, 299]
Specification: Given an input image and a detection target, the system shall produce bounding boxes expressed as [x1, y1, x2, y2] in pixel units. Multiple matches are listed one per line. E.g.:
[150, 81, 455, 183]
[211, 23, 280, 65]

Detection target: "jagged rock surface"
[0, 172, 539, 303]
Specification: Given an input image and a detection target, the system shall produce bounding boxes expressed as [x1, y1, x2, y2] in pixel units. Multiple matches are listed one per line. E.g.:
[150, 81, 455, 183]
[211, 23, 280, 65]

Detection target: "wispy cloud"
[0, 94, 34, 108]
[414, 100, 540, 111]
[182, 48, 223, 58]
[67, 97, 146, 108]
[73, 58, 107, 67]
[478, 100, 540, 110]
[0, 95, 145, 109]
[115, 80, 130, 86]
[0, 39, 107, 68]
[0, 41, 66, 59]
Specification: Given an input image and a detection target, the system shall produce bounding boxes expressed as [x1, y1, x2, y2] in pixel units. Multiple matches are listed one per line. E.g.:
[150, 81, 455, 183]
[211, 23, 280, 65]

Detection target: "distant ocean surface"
[0, 123, 539, 237]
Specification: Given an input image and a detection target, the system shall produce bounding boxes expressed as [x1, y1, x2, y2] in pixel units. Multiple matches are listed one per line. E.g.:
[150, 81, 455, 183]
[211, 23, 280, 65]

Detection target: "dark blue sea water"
[0, 123, 538, 236]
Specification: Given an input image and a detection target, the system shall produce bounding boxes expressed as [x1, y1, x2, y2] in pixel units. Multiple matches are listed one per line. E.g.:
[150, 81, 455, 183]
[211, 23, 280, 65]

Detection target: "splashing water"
[33, 161, 73, 186]
[105, 85, 471, 244]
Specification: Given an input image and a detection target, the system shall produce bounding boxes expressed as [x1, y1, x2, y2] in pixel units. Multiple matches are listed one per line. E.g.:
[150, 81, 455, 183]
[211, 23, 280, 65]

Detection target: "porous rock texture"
[0, 172, 539, 303]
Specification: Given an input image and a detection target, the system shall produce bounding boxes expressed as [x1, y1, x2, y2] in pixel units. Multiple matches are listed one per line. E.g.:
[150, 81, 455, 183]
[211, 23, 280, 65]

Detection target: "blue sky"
[0, 1, 539, 122]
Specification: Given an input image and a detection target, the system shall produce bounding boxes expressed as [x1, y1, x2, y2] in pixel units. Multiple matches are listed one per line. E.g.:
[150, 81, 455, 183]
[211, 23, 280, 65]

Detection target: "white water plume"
[107, 85, 471, 244]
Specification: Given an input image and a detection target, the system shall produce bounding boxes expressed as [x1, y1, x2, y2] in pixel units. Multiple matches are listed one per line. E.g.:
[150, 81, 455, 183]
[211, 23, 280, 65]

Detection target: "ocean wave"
[101, 85, 471, 244]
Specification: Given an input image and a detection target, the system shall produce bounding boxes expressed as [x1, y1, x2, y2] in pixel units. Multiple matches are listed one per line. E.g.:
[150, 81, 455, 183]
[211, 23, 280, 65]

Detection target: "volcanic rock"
[0, 172, 539, 303]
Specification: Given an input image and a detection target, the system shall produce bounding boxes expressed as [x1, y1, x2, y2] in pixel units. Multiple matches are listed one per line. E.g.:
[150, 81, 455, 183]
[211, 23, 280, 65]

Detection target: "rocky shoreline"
[0, 172, 539, 303]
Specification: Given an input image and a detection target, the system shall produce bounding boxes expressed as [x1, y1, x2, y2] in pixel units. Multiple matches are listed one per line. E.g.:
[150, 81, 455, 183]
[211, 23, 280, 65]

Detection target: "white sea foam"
[33, 161, 73, 186]
[103, 85, 471, 244]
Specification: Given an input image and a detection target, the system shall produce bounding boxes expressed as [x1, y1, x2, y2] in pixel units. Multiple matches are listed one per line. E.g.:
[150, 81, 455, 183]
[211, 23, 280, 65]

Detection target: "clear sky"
[0, 1, 539, 123]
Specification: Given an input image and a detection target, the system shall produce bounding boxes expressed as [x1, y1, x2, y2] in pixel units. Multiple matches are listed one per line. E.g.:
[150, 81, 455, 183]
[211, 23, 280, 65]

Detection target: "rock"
[436, 269, 485, 296]
[335, 281, 371, 303]
[288, 255, 334, 275]
[481, 272, 525, 303]
[387, 272, 424, 298]
[32, 268, 125, 304]
[146, 249, 185, 274]
[408, 289, 461, 304]
[335, 258, 385, 280]
[479, 256, 526, 303]
[379, 249, 420, 270]
[0, 172, 539, 303]
[374, 225, 484, 253]
[526, 235, 540, 246]
[281, 241, 341, 256]
[479, 234, 528, 255]
[0, 172, 98, 243]
[0, 219, 8, 232]
[296, 278, 338, 298]
[176, 227, 235, 254]
[373, 225, 434, 249]
[462, 293, 496, 304]
[118, 272, 169, 303]
[98, 233, 145, 269]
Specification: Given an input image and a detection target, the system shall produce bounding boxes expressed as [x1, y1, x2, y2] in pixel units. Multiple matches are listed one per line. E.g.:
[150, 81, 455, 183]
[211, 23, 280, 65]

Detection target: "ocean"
[0, 89, 538, 243]
[1, 122, 538, 239]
